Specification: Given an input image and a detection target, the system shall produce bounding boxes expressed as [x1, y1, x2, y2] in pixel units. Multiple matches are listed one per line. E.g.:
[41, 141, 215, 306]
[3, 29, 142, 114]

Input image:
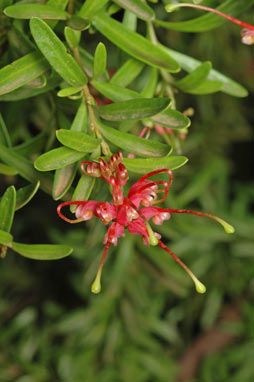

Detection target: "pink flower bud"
[96, 202, 117, 225]
[75, 201, 98, 221]
[99, 158, 112, 178]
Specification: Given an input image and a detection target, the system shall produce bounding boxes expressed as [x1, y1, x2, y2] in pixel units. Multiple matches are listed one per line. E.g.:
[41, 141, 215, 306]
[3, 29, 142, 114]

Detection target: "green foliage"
[0, 1, 253, 381]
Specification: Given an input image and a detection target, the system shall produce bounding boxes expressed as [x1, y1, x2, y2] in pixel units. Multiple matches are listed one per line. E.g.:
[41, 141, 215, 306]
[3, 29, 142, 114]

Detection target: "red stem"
[177, 3, 254, 31]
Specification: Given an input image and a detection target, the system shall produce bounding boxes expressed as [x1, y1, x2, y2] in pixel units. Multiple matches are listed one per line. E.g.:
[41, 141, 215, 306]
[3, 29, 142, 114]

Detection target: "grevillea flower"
[165, 3, 254, 45]
[57, 152, 235, 294]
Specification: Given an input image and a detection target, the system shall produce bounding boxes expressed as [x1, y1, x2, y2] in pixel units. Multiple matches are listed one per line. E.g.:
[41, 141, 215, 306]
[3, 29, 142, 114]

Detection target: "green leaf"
[141, 67, 158, 98]
[0, 230, 13, 247]
[64, 26, 81, 50]
[92, 12, 180, 72]
[0, 51, 49, 95]
[71, 100, 88, 132]
[53, 164, 77, 200]
[97, 98, 171, 121]
[93, 79, 188, 129]
[15, 181, 40, 211]
[166, 47, 248, 98]
[0, 163, 18, 176]
[67, 16, 90, 31]
[34, 147, 87, 171]
[30, 18, 88, 87]
[79, 0, 110, 18]
[113, 0, 155, 21]
[70, 174, 95, 213]
[110, 58, 144, 87]
[93, 42, 107, 80]
[174, 61, 211, 92]
[12, 242, 73, 260]
[4, 4, 68, 20]
[160, 0, 254, 32]
[0, 143, 53, 194]
[0, 186, 16, 233]
[46, 0, 69, 29]
[14, 132, 47, 157]
[0, 113, 12, 147]
[97, 120, 171, 157]
[57, 87, 82, 97]
[189, 81, 223, 95]
[56, 130, 100, 152]
[91, 80, 142, 102]
[151, 109, 190, 130]
[123, 156, 188, 174]
[0, 73, 61, 101]
[79, 47, 109, 80]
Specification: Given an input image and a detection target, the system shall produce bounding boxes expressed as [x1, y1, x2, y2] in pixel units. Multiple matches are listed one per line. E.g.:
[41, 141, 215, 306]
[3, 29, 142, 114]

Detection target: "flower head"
[165, 3, 254, 45]
[57, 152, 235, 294]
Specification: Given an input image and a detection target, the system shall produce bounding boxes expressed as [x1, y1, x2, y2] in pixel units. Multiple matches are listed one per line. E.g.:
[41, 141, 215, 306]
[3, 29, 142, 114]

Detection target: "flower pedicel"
[165, 2, 254, 45]
[57, 152, 235, 294]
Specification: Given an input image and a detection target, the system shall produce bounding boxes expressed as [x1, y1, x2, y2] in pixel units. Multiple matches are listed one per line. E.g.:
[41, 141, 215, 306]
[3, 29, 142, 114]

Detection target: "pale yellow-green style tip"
[165, 4, 180, 13]
[147, 224, 159, 247]
[194, 278, 207, 294]
[223, 222, 235, 234]
[216, 218, 235, 234]
[91, 272, 102, 294]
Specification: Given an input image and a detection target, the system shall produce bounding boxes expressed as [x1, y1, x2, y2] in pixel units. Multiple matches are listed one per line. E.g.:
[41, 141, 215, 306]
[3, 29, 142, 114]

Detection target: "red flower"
[57, 152, 234, 294]
[165, 2, 254, 45]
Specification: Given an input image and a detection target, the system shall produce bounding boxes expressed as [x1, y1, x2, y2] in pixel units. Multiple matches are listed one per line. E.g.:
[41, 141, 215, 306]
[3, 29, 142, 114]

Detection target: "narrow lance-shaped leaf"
[189, 81, 223, 95]
[97, 98, 171, 121]
[0, 230, 13, 247]
[91, 80, 143, 102]
[97, 120, 171, 157]
[56, 130, 100, 152]
[53, 164, 77, 200]
[158, 0, 254, 32]
[30, 18, 88, 87]
[0, 163, 18, 176]
[92, 12, 180, 72]
[0, 186, 16, 233]
[0, 143, 53, 194]
[70, 175, 95, 213]
[4, 4, 69, 20]
[123, 156, 188, 174]
[0, 113, 12, 147]
[174, 61, 212, 92]
[93, 42, 107, 80]
[64, 26, 81, 50]
[141, 67, 158, 98]
[71, 100, 88, 133]
[0, 73, 61, 102]
[164, 47, 248, 98]
[34, 147, 87, 172]
[0, 51, 49, 96]
[46, 0, 69, 29]
[79, 0, 110, 18]
[113, 0, 155, 21]
[57, 87, 82, 97]
[67, 16, 90, 31]
[15, 181, 40, 211]
[110, 58, 144, 87]
[12, 242, 73, 260]
[151, 109, 190, 130]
